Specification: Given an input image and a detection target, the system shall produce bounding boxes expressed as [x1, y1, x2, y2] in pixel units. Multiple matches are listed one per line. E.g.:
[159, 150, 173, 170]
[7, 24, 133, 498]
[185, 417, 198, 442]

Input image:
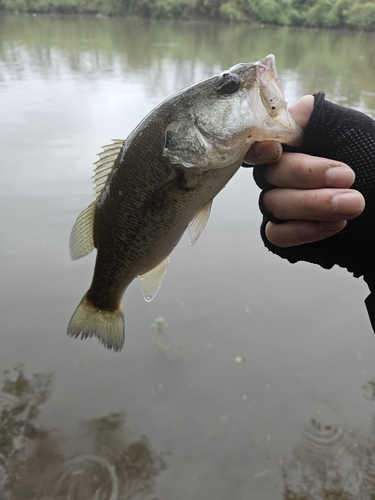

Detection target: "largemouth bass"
[68, 54, 302, 351]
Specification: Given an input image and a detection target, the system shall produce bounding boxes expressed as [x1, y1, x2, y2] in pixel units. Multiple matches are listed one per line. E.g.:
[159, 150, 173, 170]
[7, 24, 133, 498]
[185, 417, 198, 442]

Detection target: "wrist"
[364, 269, 375, 292]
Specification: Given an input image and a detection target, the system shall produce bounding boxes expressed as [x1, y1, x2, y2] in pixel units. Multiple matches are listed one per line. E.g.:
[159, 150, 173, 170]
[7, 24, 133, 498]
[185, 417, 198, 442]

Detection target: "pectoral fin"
[139, 257, 169, 302]
[187, 200, 213, 245]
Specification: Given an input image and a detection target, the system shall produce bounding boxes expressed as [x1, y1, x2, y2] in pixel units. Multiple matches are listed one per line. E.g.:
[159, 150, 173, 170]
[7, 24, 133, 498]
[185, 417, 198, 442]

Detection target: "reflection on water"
[282, 394, 375, 499]
[0, 14, 375, 114]
[0, 366, 166, 499]
[2, 12, 375, 499]
[6, 365, 375, 499]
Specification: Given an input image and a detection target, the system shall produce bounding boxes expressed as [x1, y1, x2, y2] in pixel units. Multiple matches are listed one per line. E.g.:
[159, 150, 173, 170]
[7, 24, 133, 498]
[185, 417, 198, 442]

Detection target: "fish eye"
[216, 74, 241, 96]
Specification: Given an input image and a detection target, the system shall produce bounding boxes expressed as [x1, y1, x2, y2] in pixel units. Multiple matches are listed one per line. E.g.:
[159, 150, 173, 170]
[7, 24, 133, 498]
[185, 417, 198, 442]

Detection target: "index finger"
[264, 153, 355, 189]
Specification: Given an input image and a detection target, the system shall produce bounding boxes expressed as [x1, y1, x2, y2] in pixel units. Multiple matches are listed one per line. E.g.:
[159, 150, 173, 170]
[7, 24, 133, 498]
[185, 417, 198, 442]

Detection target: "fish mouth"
[246, 54, 303, 146]
[257, 54, 287, 117]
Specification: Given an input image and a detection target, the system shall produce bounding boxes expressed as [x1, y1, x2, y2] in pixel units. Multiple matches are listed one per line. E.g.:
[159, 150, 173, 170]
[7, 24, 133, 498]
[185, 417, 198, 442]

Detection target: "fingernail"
[254, 142, 281, 162]
[326, 166, 355, 187]
[332, 192, 364, 214]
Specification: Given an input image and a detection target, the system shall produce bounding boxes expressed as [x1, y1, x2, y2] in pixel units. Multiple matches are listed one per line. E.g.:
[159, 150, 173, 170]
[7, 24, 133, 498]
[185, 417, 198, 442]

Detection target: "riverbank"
[1, 0, 375, 31]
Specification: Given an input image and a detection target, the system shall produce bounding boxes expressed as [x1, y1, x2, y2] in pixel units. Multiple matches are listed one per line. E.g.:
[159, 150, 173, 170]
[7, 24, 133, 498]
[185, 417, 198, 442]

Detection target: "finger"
[244, 95, 313, 165]
[263, 153, 355, 189]
[263, 188, 365, 221]
[244, 141, 282, 165]
[265, 220, 347, 248]
[288, 95, 314, 129]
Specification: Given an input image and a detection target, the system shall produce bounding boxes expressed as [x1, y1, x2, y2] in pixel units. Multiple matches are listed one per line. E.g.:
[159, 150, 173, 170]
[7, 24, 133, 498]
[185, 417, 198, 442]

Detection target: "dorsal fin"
[187, 200, 213, 245]
[93, 139, 124, 197]
[138, 257, 169, 302]
[69, 139, 124, 261]
[69, 200, 96, 260]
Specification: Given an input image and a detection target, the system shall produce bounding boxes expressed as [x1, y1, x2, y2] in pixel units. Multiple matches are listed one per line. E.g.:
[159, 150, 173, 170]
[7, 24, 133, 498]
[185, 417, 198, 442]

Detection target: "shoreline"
[0, 7, 374, 32]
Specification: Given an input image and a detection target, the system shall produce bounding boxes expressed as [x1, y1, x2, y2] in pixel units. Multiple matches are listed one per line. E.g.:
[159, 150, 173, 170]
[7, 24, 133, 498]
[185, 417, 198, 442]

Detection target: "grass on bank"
[1, 0, 375, 30]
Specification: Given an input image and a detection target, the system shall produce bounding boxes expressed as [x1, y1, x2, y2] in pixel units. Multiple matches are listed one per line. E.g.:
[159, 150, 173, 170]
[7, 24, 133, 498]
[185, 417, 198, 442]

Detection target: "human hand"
[245, 92, 375, 328]
[244, 95, 365, 248]
[246, 92, 375, 299]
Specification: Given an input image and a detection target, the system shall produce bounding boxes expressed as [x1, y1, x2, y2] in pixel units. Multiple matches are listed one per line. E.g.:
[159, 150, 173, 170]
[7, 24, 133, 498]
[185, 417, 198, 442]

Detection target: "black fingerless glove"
[253, 92, 375, 331]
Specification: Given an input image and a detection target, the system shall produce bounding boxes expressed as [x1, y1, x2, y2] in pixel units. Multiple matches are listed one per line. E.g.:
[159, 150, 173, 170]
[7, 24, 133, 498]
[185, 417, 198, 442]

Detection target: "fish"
[67, 54, 303, 351]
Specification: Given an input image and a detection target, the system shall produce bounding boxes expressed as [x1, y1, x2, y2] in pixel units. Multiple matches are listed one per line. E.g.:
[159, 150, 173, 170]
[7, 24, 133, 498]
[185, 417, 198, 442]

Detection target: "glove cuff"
[365, 292, 375, 333]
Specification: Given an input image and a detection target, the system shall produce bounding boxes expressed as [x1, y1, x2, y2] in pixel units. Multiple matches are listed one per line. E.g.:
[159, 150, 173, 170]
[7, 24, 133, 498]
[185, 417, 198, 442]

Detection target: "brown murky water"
[1, 13, 375, 499]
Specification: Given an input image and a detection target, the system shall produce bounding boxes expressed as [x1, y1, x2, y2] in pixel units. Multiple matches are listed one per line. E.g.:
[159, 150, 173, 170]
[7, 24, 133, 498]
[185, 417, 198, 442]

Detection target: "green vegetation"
[150, 316, 167, 332]
[0, 0, 375, 30]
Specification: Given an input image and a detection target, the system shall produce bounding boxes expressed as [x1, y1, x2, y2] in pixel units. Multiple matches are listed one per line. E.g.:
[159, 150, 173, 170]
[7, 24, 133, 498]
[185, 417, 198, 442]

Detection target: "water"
[1, 12, 375, 499]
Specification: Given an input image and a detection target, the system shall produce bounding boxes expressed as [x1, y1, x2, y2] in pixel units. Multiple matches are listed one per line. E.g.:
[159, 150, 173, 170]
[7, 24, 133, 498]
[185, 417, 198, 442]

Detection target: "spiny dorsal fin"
[138, 257, 169, 302]
[69, 200, 96, 260]
[187, 200, 213, 245]
[93, 139, 124, 197]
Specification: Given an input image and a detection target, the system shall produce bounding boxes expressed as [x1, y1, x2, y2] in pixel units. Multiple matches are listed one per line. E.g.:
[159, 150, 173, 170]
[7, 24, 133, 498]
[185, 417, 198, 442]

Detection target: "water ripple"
[55, 454, 119, 500]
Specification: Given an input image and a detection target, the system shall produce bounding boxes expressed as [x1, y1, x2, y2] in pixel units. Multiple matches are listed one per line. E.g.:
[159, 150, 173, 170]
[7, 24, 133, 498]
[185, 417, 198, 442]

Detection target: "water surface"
[1, 13, 375, 499]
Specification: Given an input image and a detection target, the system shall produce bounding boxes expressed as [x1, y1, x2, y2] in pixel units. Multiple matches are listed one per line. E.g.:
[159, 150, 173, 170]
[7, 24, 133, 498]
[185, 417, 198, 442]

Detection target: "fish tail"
[67, 293, 124, 352]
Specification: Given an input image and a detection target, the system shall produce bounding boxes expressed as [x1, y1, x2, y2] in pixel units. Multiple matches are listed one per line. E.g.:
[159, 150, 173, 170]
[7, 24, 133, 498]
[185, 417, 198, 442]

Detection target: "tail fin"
[67, 293, 124, 352]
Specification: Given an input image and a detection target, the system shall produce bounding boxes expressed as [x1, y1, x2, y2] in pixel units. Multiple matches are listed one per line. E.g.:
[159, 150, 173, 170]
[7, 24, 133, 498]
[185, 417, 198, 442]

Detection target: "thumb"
[244, 95, 315, 166]
[288, 95, 314, 130]
[243, 140, 282, 166]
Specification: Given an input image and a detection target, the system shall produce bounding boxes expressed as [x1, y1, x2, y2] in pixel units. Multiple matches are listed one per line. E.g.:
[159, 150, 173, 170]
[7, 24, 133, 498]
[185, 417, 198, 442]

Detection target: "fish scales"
[67, 54, 303, 351]
[91, 124, 237, 306]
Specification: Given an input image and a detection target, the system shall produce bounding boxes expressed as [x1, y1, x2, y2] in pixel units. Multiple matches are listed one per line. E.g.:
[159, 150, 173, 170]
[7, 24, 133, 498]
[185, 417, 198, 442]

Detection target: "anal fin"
[139, 257, 169, 302]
